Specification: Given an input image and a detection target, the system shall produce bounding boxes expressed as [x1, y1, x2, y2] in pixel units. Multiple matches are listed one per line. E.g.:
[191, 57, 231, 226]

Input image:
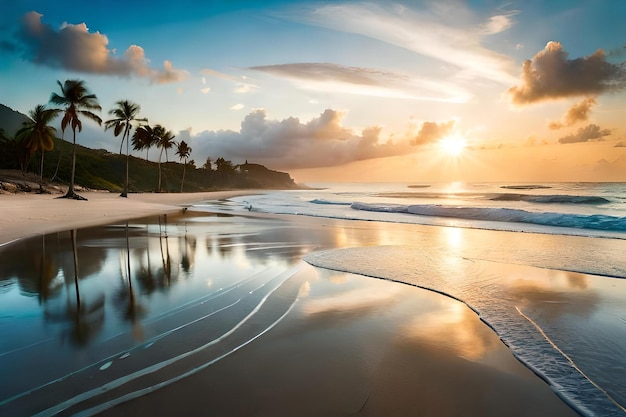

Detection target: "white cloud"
[200, 87, 211, 94]
[234, 83, 259, 93]
[481, 14, 516, 35]
[230, 103, 244, 110]
[250, 62, 471, 102]
[187, 109, 415, 169]
[17, 11, 187, 84]
[294, 3, 518, 85]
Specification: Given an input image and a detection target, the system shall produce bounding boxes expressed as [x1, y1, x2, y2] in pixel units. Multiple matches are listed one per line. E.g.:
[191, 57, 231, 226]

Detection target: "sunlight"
[439, 135, 467, 157]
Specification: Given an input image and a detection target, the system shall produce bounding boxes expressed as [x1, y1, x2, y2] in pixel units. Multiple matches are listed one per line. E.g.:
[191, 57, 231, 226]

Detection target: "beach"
[0, 190, 614, 416]
[0, 191, 264, 247]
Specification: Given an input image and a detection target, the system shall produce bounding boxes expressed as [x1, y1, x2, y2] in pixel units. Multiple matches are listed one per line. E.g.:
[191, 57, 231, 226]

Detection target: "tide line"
[516, 306, 626, 414]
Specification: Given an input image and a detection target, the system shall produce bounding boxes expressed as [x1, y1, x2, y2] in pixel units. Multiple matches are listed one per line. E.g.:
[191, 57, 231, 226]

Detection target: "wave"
[309, 199, 352, 206]
[351, 202, 626, 233]
[490, 194, 611, 205]
[374, 192, 611, 205]
[501, 185, 553, 190]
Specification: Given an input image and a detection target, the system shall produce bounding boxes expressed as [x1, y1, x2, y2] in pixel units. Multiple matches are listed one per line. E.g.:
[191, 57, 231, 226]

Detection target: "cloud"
[480, 14, 516, 35]
[234, 83, 258, 93]
[411, 121, 456, 145]
[200, 87, 211, 94]
[549, 97, 597, 129]
[230, 104, 244, 110]
[291, 3, 517, 85]
[558, 124, 612, 144]
[201, 68, 241, 81]
[187, 109, 414, 169]
[250, 62, 471, 102]
[508, 41, 626, 105]
[16, 11, 187, 84]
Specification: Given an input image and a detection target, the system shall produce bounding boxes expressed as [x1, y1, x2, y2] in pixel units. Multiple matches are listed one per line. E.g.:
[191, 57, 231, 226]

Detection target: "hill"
[0, 105, 301, 193]
[0, 104, 31, 137]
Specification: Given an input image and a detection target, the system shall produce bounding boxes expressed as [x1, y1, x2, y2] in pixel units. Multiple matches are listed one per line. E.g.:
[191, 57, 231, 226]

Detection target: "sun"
[439, 135, 467, 157]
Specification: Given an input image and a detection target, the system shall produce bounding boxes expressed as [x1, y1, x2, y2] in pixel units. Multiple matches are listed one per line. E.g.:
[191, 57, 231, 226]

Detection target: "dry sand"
[0, 190, 261, 246]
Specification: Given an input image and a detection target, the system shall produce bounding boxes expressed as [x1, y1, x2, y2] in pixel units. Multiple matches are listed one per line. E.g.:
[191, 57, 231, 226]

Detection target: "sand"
[0, 191, 581, 416]
[0, 190, 261, 246]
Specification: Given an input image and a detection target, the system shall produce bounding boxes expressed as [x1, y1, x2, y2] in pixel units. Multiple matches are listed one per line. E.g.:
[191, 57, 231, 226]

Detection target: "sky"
[1, 0, 625, 183]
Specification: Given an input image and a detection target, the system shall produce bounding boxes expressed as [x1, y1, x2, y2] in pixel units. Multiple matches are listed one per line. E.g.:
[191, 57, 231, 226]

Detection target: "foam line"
[516, 307, 626, 413]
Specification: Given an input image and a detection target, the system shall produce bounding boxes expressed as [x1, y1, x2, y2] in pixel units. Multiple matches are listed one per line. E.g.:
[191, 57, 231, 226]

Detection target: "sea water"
[229, 182, 626, 416]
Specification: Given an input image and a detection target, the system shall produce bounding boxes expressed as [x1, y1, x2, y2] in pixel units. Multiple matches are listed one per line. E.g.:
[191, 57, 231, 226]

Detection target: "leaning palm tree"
[156, 126, 175, 192]
[104, 100, 147, 197]
[15, 104, 61, 193]
[175, 140, 192, 192]
[132, 124, 159, 161]
[49, 79, 102, 200]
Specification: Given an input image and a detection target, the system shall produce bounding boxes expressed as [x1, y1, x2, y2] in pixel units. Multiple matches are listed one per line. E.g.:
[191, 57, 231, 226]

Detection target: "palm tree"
[15, 104, 61, 193]
[132, 124, 159, 161]
[104, 100, 147, 197]
[175, 140, 192, 192]
[49, 79, 102, 200]
[156, 126, 175, 192]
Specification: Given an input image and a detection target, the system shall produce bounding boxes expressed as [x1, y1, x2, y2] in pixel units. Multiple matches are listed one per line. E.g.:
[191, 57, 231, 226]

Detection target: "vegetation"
[175, 140, 192, 192]
[104, 100, 147, 197]
[0, 79, 300, 194]
[15, 104, 60, 192]
[49, 80, 102, 200]
[155, 126, 176, 192]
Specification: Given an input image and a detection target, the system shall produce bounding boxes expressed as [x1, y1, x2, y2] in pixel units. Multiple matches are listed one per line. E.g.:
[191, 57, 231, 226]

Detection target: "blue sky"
[1, 0, 625, 182]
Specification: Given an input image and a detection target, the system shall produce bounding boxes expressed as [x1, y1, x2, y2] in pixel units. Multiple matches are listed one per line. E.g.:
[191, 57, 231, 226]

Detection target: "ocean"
[226, 182, 626, 416]
[1, 181, 625, 416]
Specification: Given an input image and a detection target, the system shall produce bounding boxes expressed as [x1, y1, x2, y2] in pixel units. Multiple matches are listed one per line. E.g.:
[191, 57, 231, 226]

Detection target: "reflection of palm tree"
[114, 222, 145, 340]
[71, 229, 81, 309]
[179, 225, 196, 275]
[45, 230, 105, 346]
[158, 214, 172, 285]
[104, 100, 147, 198]
[175, 140, 192, 192]
[15, 104, 60, 193]
[49, 79, 102, 200]
[36, 235, 59, 303]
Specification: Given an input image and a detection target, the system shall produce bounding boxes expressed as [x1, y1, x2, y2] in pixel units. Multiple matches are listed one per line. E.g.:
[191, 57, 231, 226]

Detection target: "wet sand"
[0, 193, 580, 416]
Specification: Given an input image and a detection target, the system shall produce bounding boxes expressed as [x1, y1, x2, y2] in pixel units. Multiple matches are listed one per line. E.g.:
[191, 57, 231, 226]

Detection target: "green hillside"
[0, 106, 299, 192]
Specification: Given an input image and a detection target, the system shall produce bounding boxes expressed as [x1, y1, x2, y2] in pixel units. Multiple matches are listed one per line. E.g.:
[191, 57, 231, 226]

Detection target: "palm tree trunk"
[51, 132, 65, 181]
[180, 162, 186, 193]
[158, 149, 163, 192]
[62, 128, 87, 200]
[65, 129, 77, 197]
[121, 126, 130, 198]
[39, 150, 45, 193]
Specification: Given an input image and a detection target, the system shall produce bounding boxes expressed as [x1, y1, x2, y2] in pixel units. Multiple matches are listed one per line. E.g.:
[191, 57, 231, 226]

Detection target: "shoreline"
[0, 190, 262, 246]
